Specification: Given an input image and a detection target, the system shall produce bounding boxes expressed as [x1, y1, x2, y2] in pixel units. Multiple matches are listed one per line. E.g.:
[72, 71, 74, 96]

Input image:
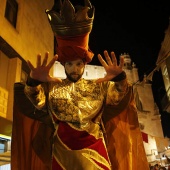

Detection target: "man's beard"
[65, 71, 84, 82]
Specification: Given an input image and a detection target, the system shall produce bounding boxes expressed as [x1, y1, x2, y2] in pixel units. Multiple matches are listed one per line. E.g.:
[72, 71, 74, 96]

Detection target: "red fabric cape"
[103, 86, 149, 170]
[11, 83, 149, 170]
[11, 83, 54, 170]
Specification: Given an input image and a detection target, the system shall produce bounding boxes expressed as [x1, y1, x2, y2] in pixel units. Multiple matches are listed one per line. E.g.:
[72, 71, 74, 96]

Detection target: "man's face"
[64, 59, 85, 82]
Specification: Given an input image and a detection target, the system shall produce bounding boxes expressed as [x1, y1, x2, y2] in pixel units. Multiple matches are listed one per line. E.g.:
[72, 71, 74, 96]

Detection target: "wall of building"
[0, 52, 9, 89]
[0, 0, 54, 65]
[134, 83, 164, 137]
[0, 0, 54, 121]
[157, 22, 170, 66]
[157, 20, 170, 112]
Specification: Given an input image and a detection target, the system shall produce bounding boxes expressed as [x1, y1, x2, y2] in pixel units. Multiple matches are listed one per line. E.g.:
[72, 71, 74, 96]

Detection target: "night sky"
[71, 0, 170, 137]
[89, 1, 169, 77]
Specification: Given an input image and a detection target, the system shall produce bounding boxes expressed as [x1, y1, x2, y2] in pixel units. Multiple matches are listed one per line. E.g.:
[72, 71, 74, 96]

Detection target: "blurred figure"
[168, 165, 170, 170]
[154, 164, 160, 170]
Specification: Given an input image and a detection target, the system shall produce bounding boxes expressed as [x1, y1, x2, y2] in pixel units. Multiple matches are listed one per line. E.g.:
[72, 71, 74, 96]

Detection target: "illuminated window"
[0, 137, 9, 153]
[5, 0, 18, 27]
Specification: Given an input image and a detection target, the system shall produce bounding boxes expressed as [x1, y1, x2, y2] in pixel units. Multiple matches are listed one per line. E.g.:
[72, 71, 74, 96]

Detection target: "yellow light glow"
[0, 134, 11, 140]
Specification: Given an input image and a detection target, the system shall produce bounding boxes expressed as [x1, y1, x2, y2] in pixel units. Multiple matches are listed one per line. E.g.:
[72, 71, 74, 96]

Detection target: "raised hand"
[27, 52, 62, 83]
[96, 50, 124, 83]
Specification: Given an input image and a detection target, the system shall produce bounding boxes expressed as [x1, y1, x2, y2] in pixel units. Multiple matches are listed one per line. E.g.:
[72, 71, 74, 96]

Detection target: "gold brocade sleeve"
[24, 84, 47, 110]
[104, 78, 129, 106]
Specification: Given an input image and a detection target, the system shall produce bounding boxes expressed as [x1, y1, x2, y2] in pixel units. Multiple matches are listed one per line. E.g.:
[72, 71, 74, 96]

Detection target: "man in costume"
[11, 0, 149, 169]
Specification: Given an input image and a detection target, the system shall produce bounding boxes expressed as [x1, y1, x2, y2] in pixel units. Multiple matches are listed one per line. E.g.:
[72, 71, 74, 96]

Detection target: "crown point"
[46, 0, 94, 36]
[61, 0, 75, 23]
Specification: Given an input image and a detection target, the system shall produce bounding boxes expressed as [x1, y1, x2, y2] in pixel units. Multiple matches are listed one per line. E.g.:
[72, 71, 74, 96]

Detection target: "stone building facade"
[0, 0, 54, 167]
[0, 0, 54, 121]
[156, 19, 170, 113]
[155, 18, 170, 165]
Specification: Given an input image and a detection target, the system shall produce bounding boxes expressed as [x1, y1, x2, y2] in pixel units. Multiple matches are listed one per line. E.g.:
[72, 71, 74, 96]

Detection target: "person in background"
[165, 155, 170, 164]
[159, 166, 166, 170]
[154, 164, 160, 170]
[11, 0, 149, 169]
[168, 165, 170, 170]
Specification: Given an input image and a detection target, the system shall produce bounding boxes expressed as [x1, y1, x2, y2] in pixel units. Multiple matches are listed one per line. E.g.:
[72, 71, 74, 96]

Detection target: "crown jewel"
[45, 0, 95, 36]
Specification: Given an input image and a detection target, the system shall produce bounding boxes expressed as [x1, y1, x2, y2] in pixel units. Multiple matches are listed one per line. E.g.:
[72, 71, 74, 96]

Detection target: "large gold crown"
[45, 0, 95, 37]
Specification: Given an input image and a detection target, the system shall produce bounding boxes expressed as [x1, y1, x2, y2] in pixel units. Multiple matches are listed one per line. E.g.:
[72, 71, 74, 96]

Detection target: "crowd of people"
[149, 162, 170, 170]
